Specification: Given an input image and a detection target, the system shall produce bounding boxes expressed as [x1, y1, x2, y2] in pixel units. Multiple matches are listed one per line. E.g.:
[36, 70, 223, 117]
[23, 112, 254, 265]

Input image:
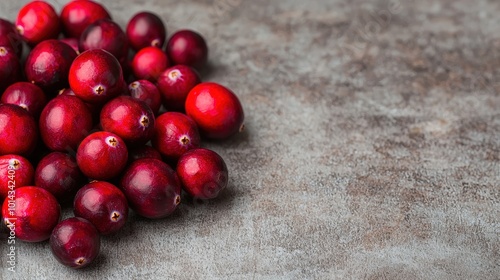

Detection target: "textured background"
[1, 0, 499, 279]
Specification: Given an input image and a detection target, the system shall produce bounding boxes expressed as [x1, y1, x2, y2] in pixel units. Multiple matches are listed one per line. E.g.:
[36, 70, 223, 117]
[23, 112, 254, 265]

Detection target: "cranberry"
[25, 39, 78, 92]
[156, 65, 201, 112]
[0, 104, 37, 156]
[1, 82, 47, 118]
[120, 159, 181, 219]
[128, 80, 162, 115]
[39, 95, 93, 152]
[76, 131, 128, 180]
[152, 112, 200, 162]
[126, 12, 166, 51]
[100, 96, 155, 146]
[69, 49, 124, 104]
[166, 30, 208, 70]
[50, 217, 100, 269]
[59, 37, 80, 54]
[0, 155, 34, 201]
[185, 82, 244, 139]
[176, 148, 228, 199]
[79, 19, 128, 61]
[131, 46, 169, 82]
[74, 181, 128, 235]
[2, 186, 60, 242]
[0, 46, 21, 93]
[58, 87, 101, 124]
[0, 18, 23, 57]
[15, 1, 60, 45]
[60, 0, 111, 39]
[128, 145, 162, 163]
[35, 152, 85, 204]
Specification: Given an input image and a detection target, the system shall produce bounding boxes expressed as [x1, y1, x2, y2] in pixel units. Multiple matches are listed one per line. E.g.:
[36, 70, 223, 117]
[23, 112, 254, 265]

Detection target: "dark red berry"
[59, 37, 80, 54]
[50, 217, 100, 269]
[0, 154, 34, 201]
[39, 95, 93, 152]
[15, 1, 60, 45]
[166, 30, 208, 70]
[1, 82, 47, 118]
[0, 46, 21, 93]
[79, 19, 128, 61]
[2, 186, 60, 242]
[126, 12, 166, 51]
[156, 65, 200, 112]
[185, 82, 244, 139]
[74, 181, 128, 235]
[120, 159, 181, 219]
[152, 112, 200, 162]
[128, 145, 162, 163]
[0, 18, 23, 57]
[131, 46, 169, 82]
[128, 80, 162, 115]
[176, 148, 228, 199]
[76, 131, 128, 180]
[60, 0, 111, 39]
[58, 87, 101, 124]
[0, 104, 37, 156]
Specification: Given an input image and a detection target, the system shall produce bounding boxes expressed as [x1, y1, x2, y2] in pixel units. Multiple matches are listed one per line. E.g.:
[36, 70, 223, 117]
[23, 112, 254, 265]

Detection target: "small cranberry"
[60, 0, 111, 39]
[126, 12, 166, 51]
[1, 82, 47, 118]
[15, 1, 61, 45]
[0, 18, 23, 57]
[0, 104, 37, 156]
[166, 30, 208, 70]
[131, 46, 169, 82]
[128, 80, 162, 115]
[0, 46, 21, 93]
[0, 154, 34, 201]
[156, 65, 201, 112]
[79, 19, 128, 61]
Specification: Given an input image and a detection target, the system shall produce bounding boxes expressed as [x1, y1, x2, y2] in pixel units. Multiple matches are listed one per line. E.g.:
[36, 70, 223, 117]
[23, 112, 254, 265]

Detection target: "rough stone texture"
[1, 0, 499, 279]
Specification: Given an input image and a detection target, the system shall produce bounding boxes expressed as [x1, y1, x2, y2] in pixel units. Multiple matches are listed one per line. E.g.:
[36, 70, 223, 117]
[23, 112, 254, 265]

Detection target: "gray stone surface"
[1, 0, 499, 279]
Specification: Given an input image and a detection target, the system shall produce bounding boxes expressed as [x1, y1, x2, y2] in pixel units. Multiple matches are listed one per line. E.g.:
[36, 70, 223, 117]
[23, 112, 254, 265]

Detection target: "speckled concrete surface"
[1, 0, 499, 279]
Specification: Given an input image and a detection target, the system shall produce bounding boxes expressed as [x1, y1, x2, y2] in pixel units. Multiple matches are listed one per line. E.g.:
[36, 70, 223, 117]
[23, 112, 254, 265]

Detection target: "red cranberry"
[39, 95, 93, 152]
[15, 1, 60, 45]
[50, 217, 100, 269]
[59, 37, 80, 54]
[58, 87, 101, 124]
[69, 49, 124, 104]
[74, 181, 128, 235]
[156, 65, 200, 112]
[120, 159, 181, 219]
[2, 186, 60, 242]
[25, 39, 78, 92]
[35, 152, 85, 204]
[79, 19, 128, 61]
[128, 145, 162, 163]
[152, 112, 200, 162]
[0, 46, 21, 93]
[0, 155, 34, 201]
[166, 30, 208, 70]
[126, 12, 166, 51]
[60, 0, 111, 39]
[76, 131, 128, 180]
[131, 46, 169, 82]
[176, 148, 228, 199]
[0, 104, 37, 156]
[0, 18, 23, 57]
[1, 82, 47, 118]
[100, 96, 155, 146]
[128, 80, 162, 115]
[185, 82, 244, 139]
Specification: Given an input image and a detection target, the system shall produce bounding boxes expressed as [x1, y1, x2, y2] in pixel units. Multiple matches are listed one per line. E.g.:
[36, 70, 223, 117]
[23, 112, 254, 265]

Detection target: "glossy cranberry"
[35, 152, 85, 203]
[131, 46, 169, 82]
[0, 104, 37, 156]
[39, 95, 93, 152]
[2, 186, 60, 242]
[128, 80, 162, 115]
[0, 46, 21, 92]
[15, 1, 60, 45]
[100, 96, 155, 146]
[152, 112, 200, 161]
[128, 145, 162, 163]
[126, 12, 166, 51]
[59, 37, 80, 54]
[1, 82, 46, 118]
[58, 87, 101, 123]
[0, 155, 34, 201]
[185, 82, 244, 139]
[120, 159, 181, 219]
[0, 18, 23, 57]
[79, 19, 128, 61]
[74, 181, 128, 235]
[60, 0, 111, 39]
[69, 49, 124, 104]
[177, 148, 228, 199]
[156, 65, 200, 112]
[166, 30, 208, 70]
[50, 217, 100, 269]
[25, 39, 77, 92]
[77, 131, 128, 180]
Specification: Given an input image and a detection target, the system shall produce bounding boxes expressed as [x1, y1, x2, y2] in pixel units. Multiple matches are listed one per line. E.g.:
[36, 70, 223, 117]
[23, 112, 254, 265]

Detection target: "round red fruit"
[131, 46, 169, 82]
[60, 0, 111, 39]
[156, 65, 200, 112]
[128, 80, 162, 115]
[166, 30, 208, 70]
[15, 1, 60, 45]
[126, 11, 166, 51]
[1, 82, 47, 118]
[0, 104, 37, 156]
[0, 155, 33, 201]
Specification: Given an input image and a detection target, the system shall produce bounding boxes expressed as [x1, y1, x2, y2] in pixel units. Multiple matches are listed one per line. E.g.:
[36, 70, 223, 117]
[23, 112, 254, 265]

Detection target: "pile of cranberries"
[0, 0, 244, 269]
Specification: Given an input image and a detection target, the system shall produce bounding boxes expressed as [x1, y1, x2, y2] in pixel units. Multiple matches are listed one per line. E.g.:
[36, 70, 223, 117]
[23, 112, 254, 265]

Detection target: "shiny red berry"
[131, 46, 169, 82]
[156, 65, 200, 112]
[0, 46, 22, 92]
[128, 80, 162, 115]
[0, 154, 33, 201]
[15, 1, 60, 45]
[166, 30, 208, 70]
[79, 19, 128, 61]
[126, 12, 166, 51]
[0, 104, 37, 156]
[60, 0, 111, 39]
[0, 18, 23, 57]
[1, 82, 47, 118]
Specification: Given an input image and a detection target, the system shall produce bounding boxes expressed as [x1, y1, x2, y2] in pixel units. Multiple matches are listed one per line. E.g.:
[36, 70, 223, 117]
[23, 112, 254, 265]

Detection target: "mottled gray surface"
[1, 0, 499, 279]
